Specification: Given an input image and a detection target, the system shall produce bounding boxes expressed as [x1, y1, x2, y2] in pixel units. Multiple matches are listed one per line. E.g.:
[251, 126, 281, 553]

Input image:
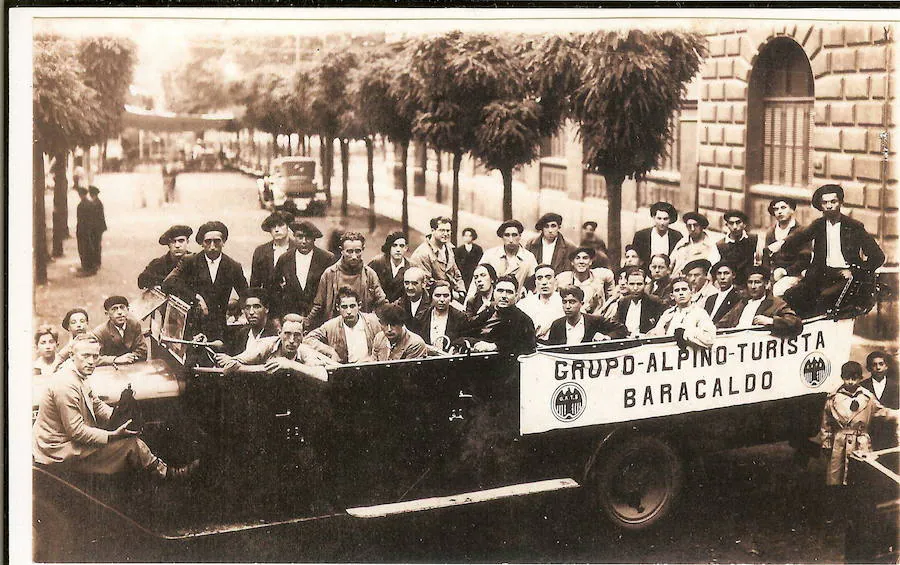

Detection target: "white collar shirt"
[295, 249, 313, 290]
[825, 220, 850, 268]
[390, 258, 405, 278]
[518, 292, 564, 339]
[245, 326, 267, 352]
[872, 376, 887, 400]
[737, 297, 766, 327]
[272, 241, 290, 267]
[343, 320, 369, 363]
[409, 297, 422, 317]
[430, 309, 449, 344]
[625, 299, 642, 335]
[206, 254, 222, 284]
[773, 219, 796, 242]
[115, 324, 126, 338]
[541, 238, 557, 264]
[565, 316, 586, 345]
[650, 229, 669, 257]
[711, 287, 734, 317]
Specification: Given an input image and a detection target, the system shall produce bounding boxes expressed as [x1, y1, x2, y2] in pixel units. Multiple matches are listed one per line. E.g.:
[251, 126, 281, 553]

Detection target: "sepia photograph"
[8, 6, 900, 563]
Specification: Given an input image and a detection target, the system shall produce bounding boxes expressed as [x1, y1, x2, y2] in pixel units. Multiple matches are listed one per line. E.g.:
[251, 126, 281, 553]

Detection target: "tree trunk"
[604, 173, 626, 269]
[435, 150, 443, 203]
[400, 140, 410, 238]
[322, 136, 333, 207]
[51, 151, 69, 257]
[501, 167, 513, 221]
[34, 142, 48, 285]
[451, 151, 462, 245]
[100, 140, 107, 174]
[340, 138, 350, 217]
[366, 137, 376, 233]
[328, 136, 336, 179]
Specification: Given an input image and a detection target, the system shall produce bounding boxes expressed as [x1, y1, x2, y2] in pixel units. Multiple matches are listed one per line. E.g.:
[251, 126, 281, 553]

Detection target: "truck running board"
[346, 478, 581, 518]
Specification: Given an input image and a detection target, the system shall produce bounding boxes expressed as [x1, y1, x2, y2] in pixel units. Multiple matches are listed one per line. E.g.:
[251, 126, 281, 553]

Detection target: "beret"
[159, 224, 193, 246]
[682, 211, 709, 229]
[582, 221, 598, 229]
[767, 197, 798, 215]
[62, 308, 89, 330]
[710, 260, 735, 275]
[290, 221, 323, 239]
[87, 185, 100, 194]
[535, 212, 563, 230]
[683, 259, 712, 274]
[649, 201, 678, 223]
[103, 295, 129, 311]
[196, 221, 229, 244]
[261, 211, 293, 232]
[496, 219, 524, 238]
[812, 184, 844, 211]
[745, 265, 772, 281]
[722, 209, 749, 223]
[569, 246, 597, 260]
[381, 231, 407, 254]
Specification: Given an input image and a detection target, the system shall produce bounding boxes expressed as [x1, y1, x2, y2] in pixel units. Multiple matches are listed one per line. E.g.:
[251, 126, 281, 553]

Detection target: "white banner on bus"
[519, 318, 854, 435]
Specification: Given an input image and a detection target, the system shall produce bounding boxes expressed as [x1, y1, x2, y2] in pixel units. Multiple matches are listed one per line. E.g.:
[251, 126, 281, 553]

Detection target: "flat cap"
[722, 209, 749, 223]
[745, 265, 772, 281]
[261, 211, 293, 232]
[682, 211, 709, 229]
[649, 201, 678, 223]
[103, 295, 129, 310]
[582, 220, 598, 229]
[196, 221, 229, 244]
[535, 212, 563, 230]
[290, 221, 323, 239]
[159, 224, 193, 246]
[496, 219, 524, 238]
[812, 184, 844, 211]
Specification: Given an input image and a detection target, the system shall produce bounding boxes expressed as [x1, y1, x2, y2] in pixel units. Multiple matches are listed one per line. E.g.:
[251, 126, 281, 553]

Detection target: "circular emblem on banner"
[800, 351, 831, 388]
[552, 382, 586, 422]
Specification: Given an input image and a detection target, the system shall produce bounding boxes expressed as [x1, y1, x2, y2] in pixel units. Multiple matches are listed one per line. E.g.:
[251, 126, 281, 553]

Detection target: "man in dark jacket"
[392, 266, 431, 337]
[454, 227, 484, 289]
[368, 231, 410, 302]
[138, 225, 193, 289]
[526, 213, 576, 276]
[269, 221, 335, 319]
[782, 184, 885, 317]
[212, 288, 280, 356]
[163, 220, 248, 340]
[761, 197, 809, 297]
[631, 202, 683, 267]
[249, 211, 294, 289]
[616, 267, 667, 335]
[862, 351, 899, 450]
[716, 266, 803, 336]
[716, 210, 759, 285]
[75, 186, 107, 277]
[93, 295, 147, 366]
[545, 286, 627, 345]
[704, 261, 743, 324]
[460, 275, 536, 354]
[417, 280, 468, 352]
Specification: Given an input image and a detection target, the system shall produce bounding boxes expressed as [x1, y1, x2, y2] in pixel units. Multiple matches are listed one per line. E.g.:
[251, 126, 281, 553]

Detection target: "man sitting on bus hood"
[716, 266, 803, 337]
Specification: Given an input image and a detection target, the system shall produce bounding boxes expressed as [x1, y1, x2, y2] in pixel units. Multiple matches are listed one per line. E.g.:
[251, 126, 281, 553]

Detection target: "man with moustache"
[616, 267, 667, 336]
[250, 211, 294, 289]
[93, 295, 147, 366]
[716, 266, 803, 336]
[270, 221, 335, 319]
[221, 314, 333, 378]
[137, 225, 193, 290]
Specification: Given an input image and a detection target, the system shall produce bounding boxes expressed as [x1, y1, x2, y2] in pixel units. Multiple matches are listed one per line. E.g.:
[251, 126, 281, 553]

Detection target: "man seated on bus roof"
[220, 314, 335, 380]
[372, 303, 428, 361]
[716, 266, 803, 337]
[458, 275, 537, 354]
[303, 286, 384, 364]
[544, 285, 627, 346]
[93, 295, 147, 367]
[647, 274, 716, 349]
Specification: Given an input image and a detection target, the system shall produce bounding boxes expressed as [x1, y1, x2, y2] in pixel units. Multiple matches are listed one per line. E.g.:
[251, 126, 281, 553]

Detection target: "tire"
[591, 436, 683, 531]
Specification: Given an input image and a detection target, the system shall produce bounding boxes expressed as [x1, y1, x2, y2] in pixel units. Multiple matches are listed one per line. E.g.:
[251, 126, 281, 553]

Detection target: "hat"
[767, 197, 798, 215]
[158, 225, 193, 246]
[569, 246, 597, 260]
[710, 260, 735, 275]
[381, 231, 407, 254]
[290, 221, 323, 239]
[261, 211, 293, 232]
[812, 184, 844, 211]
[649, 201, 678, 223]
[535, 213, 563, 230]
[196, 221, 229, 244]
[62, 308, 89, 330]
[88, 185, 100, 195]
[682, 211, 709, 229]
[103, 295, 129, 311]
[683, 259, 712, 274]
[722, 209, 749, 223]
[745, 265, 772, 281]
[582, 220, 598, 230]
[496, 219, 524, 238]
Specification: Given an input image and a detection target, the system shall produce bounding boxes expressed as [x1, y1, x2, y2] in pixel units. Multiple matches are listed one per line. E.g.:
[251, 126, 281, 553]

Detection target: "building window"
[747, 37, 814, 188]
[539, 130, 567, 191]
[539, 131, 567, 159]
[660, 112, 681, 173]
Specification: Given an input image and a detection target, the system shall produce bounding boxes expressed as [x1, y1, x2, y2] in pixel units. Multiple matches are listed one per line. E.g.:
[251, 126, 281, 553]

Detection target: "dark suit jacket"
[93, 317, 148, 363]
[368, 254, 409, 303]
[526, 235, 576, 277]
[392, 294, 432, 337]
[224, 321, 280, 356]
[716, 234, 759, 284]
[461, 306, 537, 354]
[454, 243, 484, 288]
[162, 252, 248, 340]
[544, 314, 628, 345]
[861, 371, 899, 449]
[762, 223, 809, 276]
[632, 227, 683, 266]
[781, 214, 885, 279]
[270, 246, 335, 318]
[704, 287, 743, 324]
[716, 294, 803, 336]
[646, 276, 672, 303]
[416, 306, 468, 345]
[615, 295, 667, 334]
[250, 241, 295, 289]
[138, 251, 189, 289]
[862, 373, 899, 410]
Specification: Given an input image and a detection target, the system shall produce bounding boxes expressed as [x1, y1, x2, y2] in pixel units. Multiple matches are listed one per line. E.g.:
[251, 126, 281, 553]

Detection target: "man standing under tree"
[527, 213, 575, 276]
[631, 202, 683, 268]
[75, 186, 106, 277]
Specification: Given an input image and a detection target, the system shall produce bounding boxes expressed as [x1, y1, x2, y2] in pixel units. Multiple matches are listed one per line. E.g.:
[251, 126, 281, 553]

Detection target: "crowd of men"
[33, 181, 895, 482]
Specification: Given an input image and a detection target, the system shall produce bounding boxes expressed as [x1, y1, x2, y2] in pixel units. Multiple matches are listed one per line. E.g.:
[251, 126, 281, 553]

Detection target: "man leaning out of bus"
[647, 274, 716, 349]
[716, 265, 803, 337]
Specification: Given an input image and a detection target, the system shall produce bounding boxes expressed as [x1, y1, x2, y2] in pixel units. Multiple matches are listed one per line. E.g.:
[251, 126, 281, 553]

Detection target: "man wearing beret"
[526, 213, 576, 276]
[631, 202, 684, 268]
[250, 211, 295, 289]
[782, 184, 885, 317]
[270, 221, 335, 320]
[761, 197, 810, 297]
[703, 261, 742, 324]
[163, 220, 248, 341]
[138, 225, 193, 290]
[93, 295, 147, 366]
[671, 211, 720, 276]
[479, 219, 538, 294]
[683, 258, 717, 305]
[716, 210, 761, 285]
[716, 266, 803, 337]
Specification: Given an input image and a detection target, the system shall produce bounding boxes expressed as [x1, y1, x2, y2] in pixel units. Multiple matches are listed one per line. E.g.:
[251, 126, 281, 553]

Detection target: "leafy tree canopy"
[77, 36, 136, 143]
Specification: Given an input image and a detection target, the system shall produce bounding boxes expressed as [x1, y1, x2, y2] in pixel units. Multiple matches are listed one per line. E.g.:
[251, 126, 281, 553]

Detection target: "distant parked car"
[257, 156, 326, 216]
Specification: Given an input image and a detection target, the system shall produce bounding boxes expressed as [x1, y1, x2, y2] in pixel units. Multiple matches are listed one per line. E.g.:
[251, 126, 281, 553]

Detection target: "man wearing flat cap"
[761, 197, 810, 297]
[93, 295, 147, 366]
[631, 202, 684, 267]
[782, 184, 885, 317]
[716, 210, 761, 285]
[138, 225, 193, 290]
[163, 220, 248, 340]
[527, 213, 575, 276]
[478, 219, 538, 294]
[270, 221, 335, 320]
[250, 211, 295, 289]
[671, 211, 720, 276]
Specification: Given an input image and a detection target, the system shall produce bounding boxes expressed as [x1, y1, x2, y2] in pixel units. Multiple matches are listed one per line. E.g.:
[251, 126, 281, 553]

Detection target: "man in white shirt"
[762, 198, 808, 297]
[615, 267, 667, 336]
[716, 266, 803, 337]
[270, 221, 335, 319]
[671, 211, 720, 275]
[222, 314, 333, 379]
[704, 261, 742, 324]
[393, 266, 430, 336]
[479, 220, 538, 294]
[517, 264, 565, 340]
[418, 281, 468, 353]
[648, 275, 716, 349]
[544, 286, 628, 345]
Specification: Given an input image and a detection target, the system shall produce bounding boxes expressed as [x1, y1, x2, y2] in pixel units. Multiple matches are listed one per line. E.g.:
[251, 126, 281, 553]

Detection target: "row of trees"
[33, 34, 136, 284]
[233, 30, 706, 265]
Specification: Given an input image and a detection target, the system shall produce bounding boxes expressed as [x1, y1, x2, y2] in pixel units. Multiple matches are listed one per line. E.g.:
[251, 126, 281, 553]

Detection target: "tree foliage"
[77, 36, 136, 143]
[163, 55, 234, 114]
